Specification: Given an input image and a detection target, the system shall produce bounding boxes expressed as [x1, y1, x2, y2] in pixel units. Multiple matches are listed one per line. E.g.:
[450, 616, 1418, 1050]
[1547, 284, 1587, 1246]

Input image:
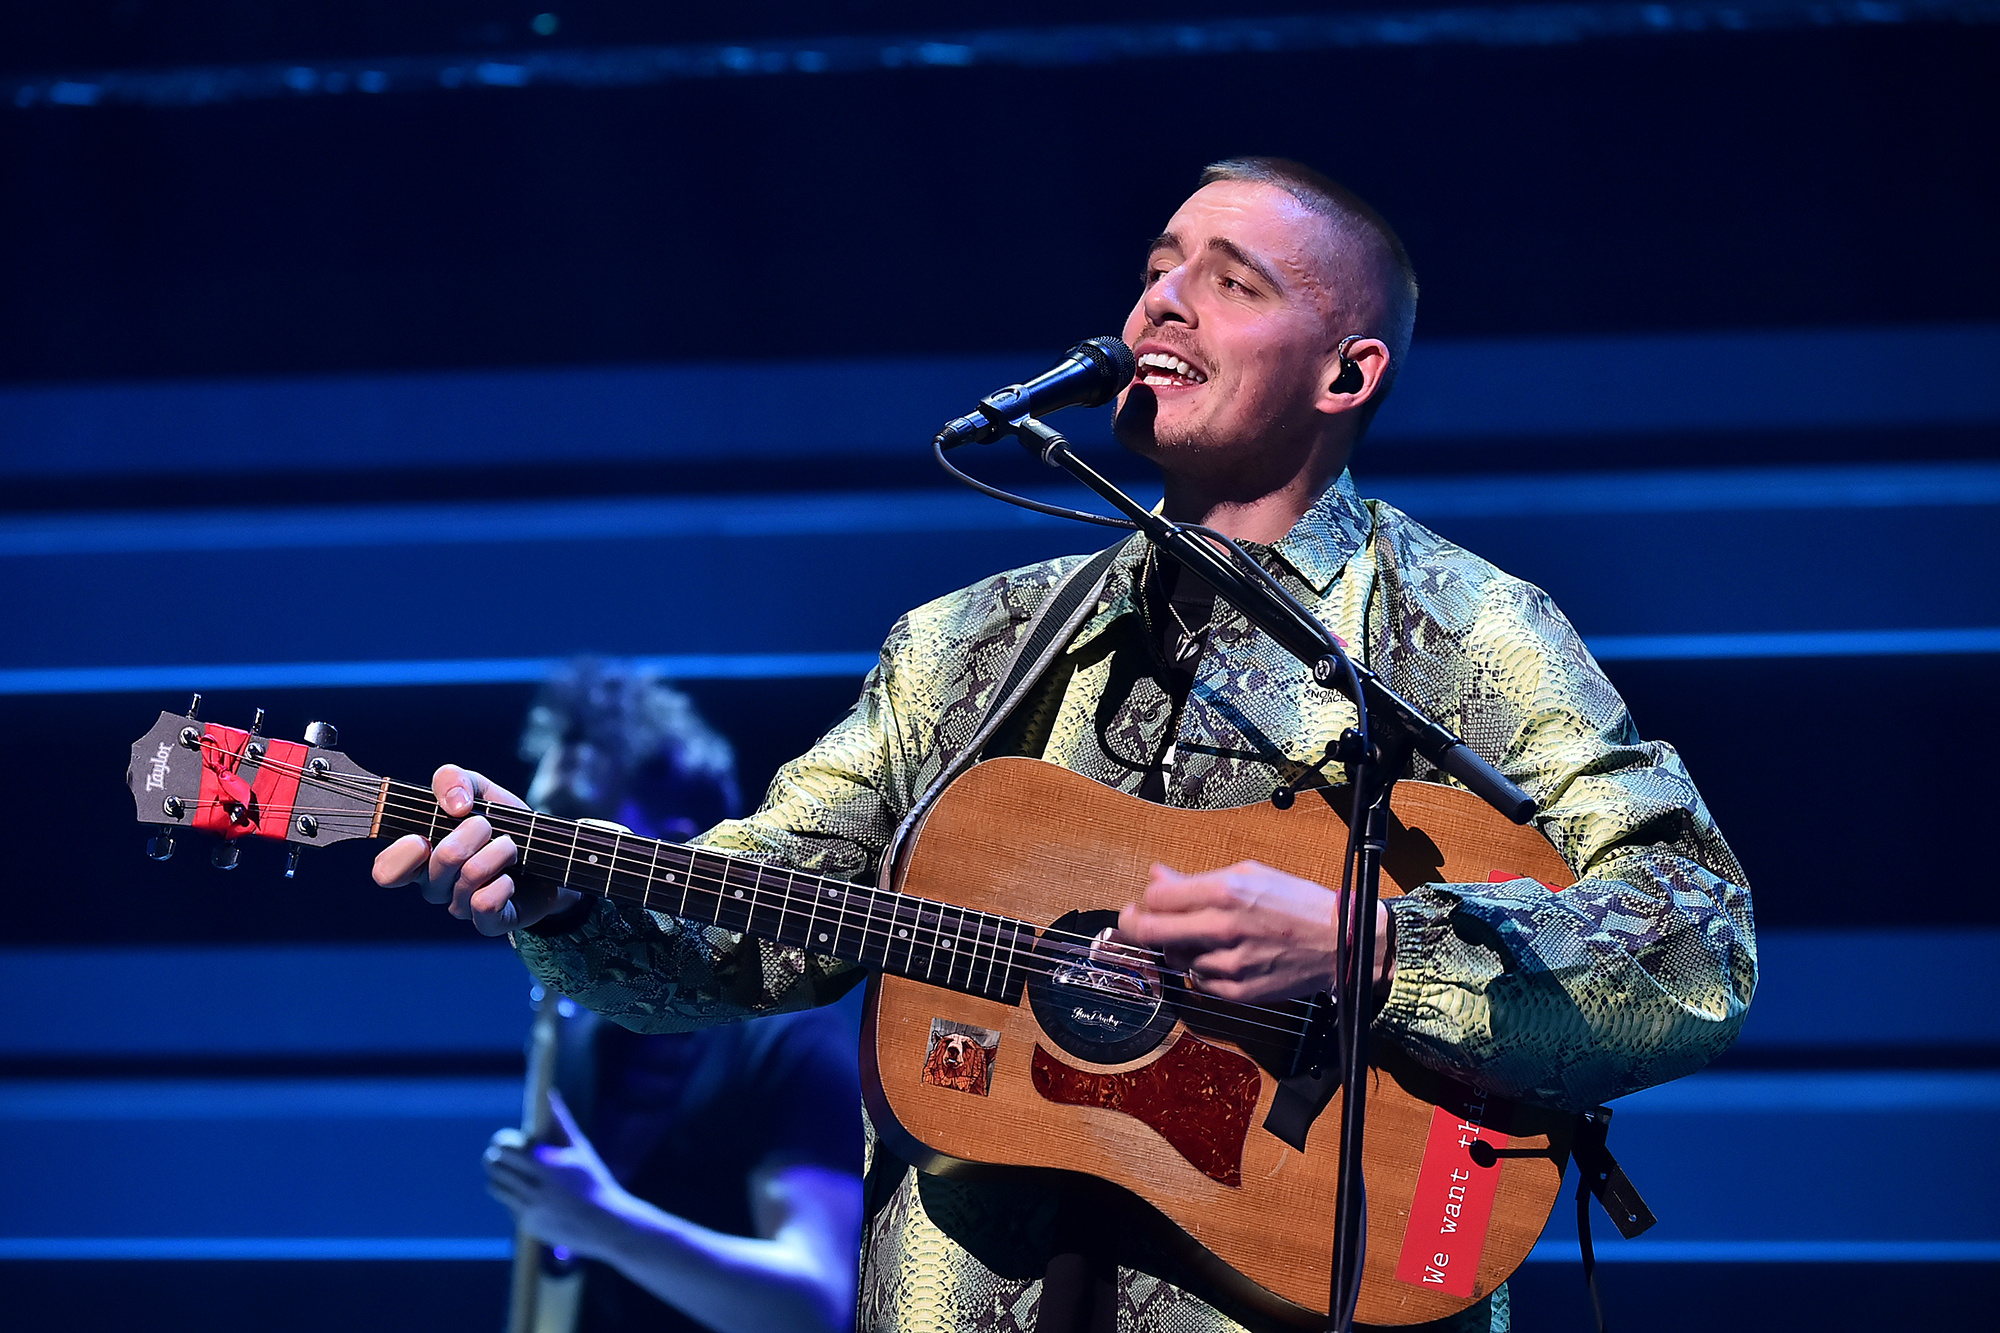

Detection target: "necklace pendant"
[1174, 632, 1203, 665]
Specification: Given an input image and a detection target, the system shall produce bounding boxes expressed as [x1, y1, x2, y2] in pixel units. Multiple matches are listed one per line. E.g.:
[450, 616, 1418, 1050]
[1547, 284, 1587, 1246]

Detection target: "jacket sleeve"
[1373, 580, 1758, 1111]
[511, 628, 919, 1033]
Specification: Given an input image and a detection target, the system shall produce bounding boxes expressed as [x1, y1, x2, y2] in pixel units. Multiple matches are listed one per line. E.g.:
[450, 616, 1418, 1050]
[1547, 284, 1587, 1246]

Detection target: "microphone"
[934, 337, 1137, 448]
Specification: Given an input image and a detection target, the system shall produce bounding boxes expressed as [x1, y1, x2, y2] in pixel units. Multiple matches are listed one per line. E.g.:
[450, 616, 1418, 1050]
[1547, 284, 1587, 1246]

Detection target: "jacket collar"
[1067, 470, 1371, 652]
[1263, 469, 1374, 597]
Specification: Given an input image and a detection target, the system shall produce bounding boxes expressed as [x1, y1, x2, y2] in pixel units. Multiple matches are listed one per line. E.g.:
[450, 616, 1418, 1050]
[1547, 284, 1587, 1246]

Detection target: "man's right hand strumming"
[370, 764, 583, 936]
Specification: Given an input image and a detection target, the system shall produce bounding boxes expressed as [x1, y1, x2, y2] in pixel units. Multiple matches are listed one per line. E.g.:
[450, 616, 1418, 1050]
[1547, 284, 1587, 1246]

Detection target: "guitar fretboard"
[379, 798, 1035, 1003]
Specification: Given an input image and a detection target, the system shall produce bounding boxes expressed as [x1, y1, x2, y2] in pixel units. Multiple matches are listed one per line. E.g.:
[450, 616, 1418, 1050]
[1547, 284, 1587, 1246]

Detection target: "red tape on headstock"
[193, 725, 308, 841]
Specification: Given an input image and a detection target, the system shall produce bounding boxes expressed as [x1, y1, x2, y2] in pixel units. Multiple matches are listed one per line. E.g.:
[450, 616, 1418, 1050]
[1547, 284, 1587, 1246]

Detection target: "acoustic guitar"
[127, 704, 1577, 1328]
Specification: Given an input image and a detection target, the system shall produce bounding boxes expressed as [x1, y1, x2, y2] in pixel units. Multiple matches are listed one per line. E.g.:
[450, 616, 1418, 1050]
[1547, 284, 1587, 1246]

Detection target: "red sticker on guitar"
[1393, 1089, 1510, 1298]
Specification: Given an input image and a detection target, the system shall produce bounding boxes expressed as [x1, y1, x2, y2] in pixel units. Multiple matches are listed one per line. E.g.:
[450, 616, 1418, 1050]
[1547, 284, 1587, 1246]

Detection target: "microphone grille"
[1070, 336, 1136, 404]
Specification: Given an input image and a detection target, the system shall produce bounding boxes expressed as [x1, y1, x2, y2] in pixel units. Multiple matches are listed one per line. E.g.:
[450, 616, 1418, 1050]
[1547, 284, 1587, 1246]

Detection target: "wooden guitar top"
[866, 757, 1577, 1328]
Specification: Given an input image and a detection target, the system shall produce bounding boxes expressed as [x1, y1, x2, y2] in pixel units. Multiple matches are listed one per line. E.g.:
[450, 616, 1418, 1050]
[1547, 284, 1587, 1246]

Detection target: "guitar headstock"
[127, 695, 386, 875]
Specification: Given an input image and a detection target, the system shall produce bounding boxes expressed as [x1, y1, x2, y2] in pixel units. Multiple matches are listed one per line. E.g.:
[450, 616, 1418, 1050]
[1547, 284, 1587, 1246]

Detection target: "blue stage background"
[2, 3, 1995, 1329]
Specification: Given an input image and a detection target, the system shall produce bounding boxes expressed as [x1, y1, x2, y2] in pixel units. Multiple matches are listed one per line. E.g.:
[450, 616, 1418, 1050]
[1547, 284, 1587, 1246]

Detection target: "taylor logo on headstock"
[143, 742, 173, 793]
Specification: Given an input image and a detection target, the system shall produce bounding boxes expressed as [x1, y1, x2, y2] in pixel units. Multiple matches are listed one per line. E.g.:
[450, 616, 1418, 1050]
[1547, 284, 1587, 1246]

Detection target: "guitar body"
[124, 707, 1573, 1329]
[863, 757, 1576, 1328]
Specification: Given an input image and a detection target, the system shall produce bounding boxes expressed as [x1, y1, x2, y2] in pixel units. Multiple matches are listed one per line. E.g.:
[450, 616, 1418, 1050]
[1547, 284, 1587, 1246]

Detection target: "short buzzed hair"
[1198, 157, 1419, 438]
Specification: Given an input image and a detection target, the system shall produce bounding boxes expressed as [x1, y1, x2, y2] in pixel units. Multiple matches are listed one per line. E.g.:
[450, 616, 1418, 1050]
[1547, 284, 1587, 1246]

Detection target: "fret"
[636, 838, 662, 912]
[914, 899, 943, 982]
[801, 880, 841, 954]
[770, 869, 818, 950]
[739, 861, 787, 939]
[601, 836, 659, 911]
[992, 918, 1033, 1000]
[554, 819, 583, 890]
[886, 895, 921, 976]
[789, 869, 822, 952]
[711, 856, 756, 934]
[679, 847, 728, 926]
[851, 885, 893, 969]
[939, 903, 972, 991]
[963, 908, 998, 998]
[516, 810, 544, 883]
[659, 844, 695, 917]
[821, 882, 863, 960]
[483, 806, 537, 884]
[565, 824, 619, 898]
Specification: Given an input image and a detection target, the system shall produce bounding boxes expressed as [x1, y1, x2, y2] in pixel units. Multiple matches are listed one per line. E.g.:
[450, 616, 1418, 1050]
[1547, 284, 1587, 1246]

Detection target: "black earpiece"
[1331, 334, 1365, 395]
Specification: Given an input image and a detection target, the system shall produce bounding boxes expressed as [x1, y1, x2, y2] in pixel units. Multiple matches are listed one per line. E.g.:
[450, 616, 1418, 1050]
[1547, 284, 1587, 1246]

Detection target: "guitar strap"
[865, 541, 1127, 1331]
[879, 539, 1130, 883]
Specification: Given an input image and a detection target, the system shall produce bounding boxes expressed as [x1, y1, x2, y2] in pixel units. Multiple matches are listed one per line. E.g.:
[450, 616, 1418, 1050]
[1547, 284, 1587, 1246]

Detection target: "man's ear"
[1314, 336, 1391, 420]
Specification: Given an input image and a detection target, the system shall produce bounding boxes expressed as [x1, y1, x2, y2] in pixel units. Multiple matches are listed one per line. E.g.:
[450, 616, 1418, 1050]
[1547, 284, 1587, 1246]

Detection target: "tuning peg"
[146, 827, 177, 861]
[303, 721, 338, 748]
[187, 693, 202, 720]
[284, 846, 305, 880]
[249, 708, 266, 737]
[211, 842, 241, 871]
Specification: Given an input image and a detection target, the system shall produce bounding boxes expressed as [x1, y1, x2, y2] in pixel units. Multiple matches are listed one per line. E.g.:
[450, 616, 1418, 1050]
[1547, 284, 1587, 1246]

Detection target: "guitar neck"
[375, 788, 1035, 1004]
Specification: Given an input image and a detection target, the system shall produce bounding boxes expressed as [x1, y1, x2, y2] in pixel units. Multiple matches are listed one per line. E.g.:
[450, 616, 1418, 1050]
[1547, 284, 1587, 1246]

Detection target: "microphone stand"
[991, 414, 1537, 1331]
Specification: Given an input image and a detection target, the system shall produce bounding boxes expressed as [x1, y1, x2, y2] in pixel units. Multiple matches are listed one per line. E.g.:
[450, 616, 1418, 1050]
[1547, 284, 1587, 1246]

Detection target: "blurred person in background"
[483, 660, 863, 1333]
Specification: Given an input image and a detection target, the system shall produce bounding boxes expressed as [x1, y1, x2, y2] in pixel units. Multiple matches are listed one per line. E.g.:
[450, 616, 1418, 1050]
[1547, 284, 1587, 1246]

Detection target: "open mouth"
[1135, 350, 1208, 389]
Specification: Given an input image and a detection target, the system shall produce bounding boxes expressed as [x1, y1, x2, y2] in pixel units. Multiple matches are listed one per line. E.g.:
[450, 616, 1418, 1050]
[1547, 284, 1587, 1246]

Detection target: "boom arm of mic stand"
[1012, 416, 1538, 826]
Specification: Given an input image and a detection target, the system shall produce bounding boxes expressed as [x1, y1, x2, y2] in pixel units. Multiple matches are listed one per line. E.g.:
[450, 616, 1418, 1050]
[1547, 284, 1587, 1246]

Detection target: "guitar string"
[191, 798, 1331, 1045]
[201, 750, 1241, 964]
[169, 749, 1350, 1041]
[193, 757, 1341, 1042]
[251, 788, 1331, 1045]
[178, 757, 1342, 1044]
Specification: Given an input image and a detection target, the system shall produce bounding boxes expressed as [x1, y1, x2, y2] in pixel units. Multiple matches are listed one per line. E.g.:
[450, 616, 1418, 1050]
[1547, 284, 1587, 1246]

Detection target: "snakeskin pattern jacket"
[514, 471, 1757, 1333]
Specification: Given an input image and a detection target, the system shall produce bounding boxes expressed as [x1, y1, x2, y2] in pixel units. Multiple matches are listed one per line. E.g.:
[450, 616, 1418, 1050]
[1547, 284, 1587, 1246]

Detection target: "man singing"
[376, 158, 1755, 1332]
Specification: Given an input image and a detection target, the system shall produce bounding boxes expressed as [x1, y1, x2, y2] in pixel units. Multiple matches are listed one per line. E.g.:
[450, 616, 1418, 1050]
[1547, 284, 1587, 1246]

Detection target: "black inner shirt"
[1135, 556, 1219, 804]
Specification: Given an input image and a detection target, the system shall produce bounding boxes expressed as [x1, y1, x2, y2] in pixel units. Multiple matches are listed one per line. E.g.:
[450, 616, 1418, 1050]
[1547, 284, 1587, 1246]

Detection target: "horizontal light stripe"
[11, 1071, 1983, 1123]
[1611, 1071, 2000, 1114]
[0, 1237, 511, 1261]
[7, 626, 1994, 696]
[1379, 462, 2000, 519]
[3, 330, 1997, 480]
[0, 652, 882, 695]
[8, 2, 1996, 110]
[0, 1079, 521, 1121]
[0, 943, 535, 1058]
[6, 1237, 1993, 1264]
[1525, 1239, 2000, 1263]
[1587, 627, 2000, 660]
[3, 463, 1993, 558]
[0, 489, 1087, 557]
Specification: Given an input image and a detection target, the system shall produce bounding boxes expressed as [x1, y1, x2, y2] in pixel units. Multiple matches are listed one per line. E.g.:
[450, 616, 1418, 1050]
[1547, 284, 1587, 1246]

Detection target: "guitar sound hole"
[1027, 909, 1178, 1065]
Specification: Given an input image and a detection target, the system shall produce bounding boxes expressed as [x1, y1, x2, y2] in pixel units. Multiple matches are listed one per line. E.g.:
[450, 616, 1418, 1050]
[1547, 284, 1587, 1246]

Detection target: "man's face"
[1114, 180, 1344, 472]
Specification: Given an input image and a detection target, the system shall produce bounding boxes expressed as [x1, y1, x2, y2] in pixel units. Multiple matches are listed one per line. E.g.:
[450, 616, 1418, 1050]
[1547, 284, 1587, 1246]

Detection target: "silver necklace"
[1148, 551, 1213, 665]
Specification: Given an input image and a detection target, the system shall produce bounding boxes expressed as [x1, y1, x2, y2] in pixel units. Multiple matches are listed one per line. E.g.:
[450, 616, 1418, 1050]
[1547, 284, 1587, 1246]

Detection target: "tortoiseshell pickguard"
[1030, 1034, 1263, 1186]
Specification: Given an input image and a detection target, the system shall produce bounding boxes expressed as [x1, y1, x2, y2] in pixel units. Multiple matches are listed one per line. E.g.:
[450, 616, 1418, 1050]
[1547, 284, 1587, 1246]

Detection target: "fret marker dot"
[942, 940, 953, 949]
[898, 928, 909, 938]
[587, 854, 598, 864]
[734, 889, 745, 899]
[664, 873, 675, 882]
[818, 932, 828, 942]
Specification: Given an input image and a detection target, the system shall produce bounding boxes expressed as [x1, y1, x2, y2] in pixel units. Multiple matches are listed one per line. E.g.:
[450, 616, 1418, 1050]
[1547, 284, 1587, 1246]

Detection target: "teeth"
[1136, 351, 1203, 382]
